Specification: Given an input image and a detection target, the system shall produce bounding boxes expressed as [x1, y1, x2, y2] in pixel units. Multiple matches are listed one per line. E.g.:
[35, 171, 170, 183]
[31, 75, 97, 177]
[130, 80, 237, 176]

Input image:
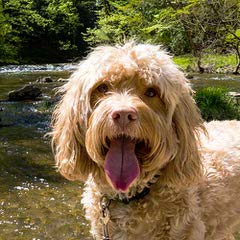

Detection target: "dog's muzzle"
[111, 107, 138, 130]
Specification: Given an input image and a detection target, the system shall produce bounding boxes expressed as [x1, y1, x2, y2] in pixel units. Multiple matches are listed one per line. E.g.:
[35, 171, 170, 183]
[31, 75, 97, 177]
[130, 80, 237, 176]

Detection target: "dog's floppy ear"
[51, 72, 98, 181]
[161, 77, 206, 187]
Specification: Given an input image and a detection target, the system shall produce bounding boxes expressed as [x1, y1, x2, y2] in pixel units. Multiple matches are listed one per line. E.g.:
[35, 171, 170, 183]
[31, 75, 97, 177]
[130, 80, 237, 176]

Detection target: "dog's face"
[86, 76, 172, 192]
[52, 42, 204, 193]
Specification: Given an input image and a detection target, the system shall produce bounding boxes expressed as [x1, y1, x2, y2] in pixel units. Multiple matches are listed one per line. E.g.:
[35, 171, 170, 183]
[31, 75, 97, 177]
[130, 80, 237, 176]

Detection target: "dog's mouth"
[103, 135, 150, 192]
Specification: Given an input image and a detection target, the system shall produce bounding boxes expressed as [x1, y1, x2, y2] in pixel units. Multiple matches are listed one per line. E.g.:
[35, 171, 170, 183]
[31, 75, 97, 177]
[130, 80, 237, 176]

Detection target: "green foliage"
[85, 0, 144, 45]
[225, 29, 240, 43]
[84, 0, 240, 69]
[0, 0, 96, 64]
[85, 0, 189, 53]
[142, 6, 188, 54]
[0, 0, 18, 64]
[1, 0, 240, 66]
[84, 0, 215, 54]
[194, 87, 240, 121]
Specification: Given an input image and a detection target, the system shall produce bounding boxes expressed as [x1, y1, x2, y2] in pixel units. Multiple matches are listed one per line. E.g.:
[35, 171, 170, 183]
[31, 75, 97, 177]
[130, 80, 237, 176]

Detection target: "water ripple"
[0, 64, 78, 73]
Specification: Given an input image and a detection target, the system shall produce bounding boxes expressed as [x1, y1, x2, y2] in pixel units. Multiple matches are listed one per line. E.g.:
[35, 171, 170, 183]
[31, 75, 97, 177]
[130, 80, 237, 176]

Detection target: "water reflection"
[0, 125, 91, 239]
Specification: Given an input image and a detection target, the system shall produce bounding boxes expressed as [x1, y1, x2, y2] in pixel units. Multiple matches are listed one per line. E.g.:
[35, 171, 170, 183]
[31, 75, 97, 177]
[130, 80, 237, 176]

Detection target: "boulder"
[36, 76, 53, 83]
[8, 85, 42, 101]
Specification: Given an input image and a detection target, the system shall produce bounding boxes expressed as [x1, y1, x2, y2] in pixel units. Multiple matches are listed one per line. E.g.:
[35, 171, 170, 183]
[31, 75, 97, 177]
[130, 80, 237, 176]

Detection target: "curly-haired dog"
[51, 42, 240, 240]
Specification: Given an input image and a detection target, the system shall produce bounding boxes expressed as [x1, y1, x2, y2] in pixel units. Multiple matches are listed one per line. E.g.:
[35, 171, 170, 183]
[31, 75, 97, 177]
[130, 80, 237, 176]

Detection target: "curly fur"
[51, 42, 240, 240]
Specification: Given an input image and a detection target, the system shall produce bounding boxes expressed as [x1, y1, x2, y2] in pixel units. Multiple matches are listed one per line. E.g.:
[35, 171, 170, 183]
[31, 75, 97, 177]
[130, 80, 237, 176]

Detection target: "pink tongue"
[104, 137, 140, 192]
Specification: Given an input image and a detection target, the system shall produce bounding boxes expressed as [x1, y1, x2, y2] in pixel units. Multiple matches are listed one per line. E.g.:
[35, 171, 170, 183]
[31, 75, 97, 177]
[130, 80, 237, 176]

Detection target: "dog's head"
[51, 42, 205, 193]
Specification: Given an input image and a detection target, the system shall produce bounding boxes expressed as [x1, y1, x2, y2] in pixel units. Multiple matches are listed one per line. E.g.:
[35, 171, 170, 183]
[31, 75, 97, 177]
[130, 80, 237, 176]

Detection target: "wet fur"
[51, 42, 240, 240]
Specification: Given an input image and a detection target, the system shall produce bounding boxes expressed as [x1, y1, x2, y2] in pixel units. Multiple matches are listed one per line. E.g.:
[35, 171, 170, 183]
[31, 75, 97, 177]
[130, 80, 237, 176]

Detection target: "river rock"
[57, 78, 68, 82]
[229, 92, 240, 104]
[36, 76, 53, 83]
[186, 74, 194, 79]
[8, 84, 42, 101]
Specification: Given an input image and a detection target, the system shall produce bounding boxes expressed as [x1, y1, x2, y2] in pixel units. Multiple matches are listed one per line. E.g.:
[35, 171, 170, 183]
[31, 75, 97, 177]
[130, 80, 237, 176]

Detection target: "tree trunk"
[197, 52, 204, 73]
[233, 42, 240, 75]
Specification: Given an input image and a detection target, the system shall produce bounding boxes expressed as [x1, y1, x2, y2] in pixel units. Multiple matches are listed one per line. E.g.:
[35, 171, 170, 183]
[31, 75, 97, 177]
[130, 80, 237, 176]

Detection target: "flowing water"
[0, 65, 91, 240]
[0, 65, 240, 240]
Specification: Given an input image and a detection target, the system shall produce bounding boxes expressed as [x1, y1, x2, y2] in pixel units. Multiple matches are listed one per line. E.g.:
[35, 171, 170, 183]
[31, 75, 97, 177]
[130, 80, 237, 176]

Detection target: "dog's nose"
[111, 108, 138, 127]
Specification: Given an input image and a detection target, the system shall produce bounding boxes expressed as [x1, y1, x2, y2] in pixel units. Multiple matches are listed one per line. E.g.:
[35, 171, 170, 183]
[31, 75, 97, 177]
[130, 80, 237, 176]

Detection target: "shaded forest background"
[0, 0, 240, 73]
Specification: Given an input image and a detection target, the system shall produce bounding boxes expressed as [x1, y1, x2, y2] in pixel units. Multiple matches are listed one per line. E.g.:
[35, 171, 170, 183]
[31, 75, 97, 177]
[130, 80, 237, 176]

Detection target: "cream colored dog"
[51, 42, 240, 240]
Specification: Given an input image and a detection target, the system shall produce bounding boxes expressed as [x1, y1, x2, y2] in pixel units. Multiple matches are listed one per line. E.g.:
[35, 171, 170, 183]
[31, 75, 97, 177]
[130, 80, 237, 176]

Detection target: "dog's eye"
[145, 88, 158, 97]
[97, 84, 108, 94]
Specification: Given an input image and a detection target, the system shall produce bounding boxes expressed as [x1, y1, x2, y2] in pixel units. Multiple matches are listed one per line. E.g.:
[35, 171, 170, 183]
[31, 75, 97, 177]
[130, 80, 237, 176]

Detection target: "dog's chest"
[108, 197, 173, 240]
[82, 183, 203, 240]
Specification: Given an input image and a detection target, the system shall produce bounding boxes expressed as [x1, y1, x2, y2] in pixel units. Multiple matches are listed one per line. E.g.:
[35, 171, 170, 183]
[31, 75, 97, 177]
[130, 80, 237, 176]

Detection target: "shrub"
[194, 87, 240, 121]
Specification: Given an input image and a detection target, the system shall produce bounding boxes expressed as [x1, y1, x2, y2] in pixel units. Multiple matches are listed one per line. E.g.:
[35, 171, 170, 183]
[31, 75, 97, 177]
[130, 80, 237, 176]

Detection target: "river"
[0, 65, 240, 240]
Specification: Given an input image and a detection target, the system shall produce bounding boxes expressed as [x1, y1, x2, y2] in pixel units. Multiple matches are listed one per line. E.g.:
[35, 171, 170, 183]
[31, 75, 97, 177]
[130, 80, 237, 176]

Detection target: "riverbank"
[1, 53, 239, 75]
[173, 53, 239, 74]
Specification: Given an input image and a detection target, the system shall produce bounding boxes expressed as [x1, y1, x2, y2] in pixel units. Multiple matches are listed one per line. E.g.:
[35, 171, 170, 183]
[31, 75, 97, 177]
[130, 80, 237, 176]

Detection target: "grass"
[194, 87, 240, 121]
[173, 54, 197, 70]
[173, 53, 237, 73]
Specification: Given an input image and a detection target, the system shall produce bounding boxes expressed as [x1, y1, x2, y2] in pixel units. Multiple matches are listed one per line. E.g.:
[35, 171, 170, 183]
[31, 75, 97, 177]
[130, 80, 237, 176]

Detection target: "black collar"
[117, 174, 160, 204]
[120, 186, 150, 204]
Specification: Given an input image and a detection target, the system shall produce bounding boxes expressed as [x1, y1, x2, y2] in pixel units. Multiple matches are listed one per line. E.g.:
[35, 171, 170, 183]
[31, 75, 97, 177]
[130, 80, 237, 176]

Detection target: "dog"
[51, 42, 240, 240]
